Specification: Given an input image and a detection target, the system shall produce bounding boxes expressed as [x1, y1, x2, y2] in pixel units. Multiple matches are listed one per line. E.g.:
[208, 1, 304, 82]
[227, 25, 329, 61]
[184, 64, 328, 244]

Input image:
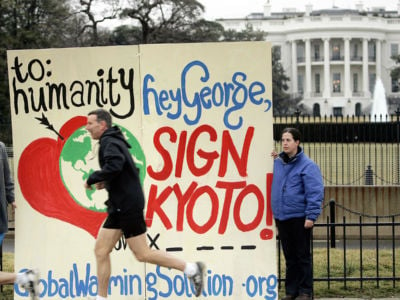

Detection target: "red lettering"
[173, 182, 198, 231]
[187, 125, 219, 176]
[233, 184, 264, 232]
[218, 126, 254, 177]
[147, 126, 176, 180]
[144, 125, 273, 240]
[147, 125, 254, 180]
[145, 180, 274, 240]
[266, 172, 273, 226]
[215, 180, 247, 234]
[186, 186, 219, 234]
[175, 131, 187, 178]
[145, 184, 173, 229]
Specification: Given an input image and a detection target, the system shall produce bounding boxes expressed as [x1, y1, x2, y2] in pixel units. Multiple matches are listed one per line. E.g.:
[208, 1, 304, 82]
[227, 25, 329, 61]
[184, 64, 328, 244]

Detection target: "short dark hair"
[88, 109, 112, 128]
[281, 127, 302, 142]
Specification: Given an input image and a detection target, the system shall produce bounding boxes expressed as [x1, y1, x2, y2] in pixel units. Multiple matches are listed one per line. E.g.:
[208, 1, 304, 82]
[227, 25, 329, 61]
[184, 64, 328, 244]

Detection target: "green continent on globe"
[59, 125, 146, 212]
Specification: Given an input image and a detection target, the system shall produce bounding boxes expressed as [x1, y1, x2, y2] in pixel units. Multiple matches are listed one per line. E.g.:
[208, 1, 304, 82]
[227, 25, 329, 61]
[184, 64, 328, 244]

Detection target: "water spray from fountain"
[371, 77, 388, 122]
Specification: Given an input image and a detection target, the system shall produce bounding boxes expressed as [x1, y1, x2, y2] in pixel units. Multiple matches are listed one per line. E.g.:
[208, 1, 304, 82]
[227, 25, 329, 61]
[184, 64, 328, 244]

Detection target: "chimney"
[305, 4, 313, 16]
[264, 1, 271, 17]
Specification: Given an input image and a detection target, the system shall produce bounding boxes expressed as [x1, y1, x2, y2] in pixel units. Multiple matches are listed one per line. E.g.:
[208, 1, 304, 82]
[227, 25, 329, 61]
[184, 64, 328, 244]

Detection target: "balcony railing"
[331, 55, 344, 61]
[351, 55, 362, 61]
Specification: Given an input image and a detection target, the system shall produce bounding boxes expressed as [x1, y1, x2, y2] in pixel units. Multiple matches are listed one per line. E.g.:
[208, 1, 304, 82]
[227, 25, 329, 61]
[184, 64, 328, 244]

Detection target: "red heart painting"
[18, 116, 107, 238]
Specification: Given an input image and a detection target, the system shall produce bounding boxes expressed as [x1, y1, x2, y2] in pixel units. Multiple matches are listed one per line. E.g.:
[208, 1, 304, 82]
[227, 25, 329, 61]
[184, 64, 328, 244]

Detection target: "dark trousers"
[276, 218, 312, 297]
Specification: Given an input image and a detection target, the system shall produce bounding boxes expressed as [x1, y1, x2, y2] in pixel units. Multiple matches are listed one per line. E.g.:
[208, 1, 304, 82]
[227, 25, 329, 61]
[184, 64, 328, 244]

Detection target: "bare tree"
[71, 0, 121, 45]
[120, 0, 204, 44]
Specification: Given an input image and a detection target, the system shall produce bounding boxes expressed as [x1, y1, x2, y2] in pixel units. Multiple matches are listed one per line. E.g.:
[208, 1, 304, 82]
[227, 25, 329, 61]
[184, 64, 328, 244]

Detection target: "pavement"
[2, 234, 14, 253]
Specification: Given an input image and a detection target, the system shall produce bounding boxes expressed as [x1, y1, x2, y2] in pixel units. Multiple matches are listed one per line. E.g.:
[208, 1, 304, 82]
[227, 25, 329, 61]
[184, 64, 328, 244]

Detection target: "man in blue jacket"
[271, 128, 324, 300]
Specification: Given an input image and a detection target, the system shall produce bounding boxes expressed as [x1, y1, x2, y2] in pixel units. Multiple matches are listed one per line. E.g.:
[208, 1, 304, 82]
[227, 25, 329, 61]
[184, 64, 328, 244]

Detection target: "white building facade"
[217, 2, 400, 117]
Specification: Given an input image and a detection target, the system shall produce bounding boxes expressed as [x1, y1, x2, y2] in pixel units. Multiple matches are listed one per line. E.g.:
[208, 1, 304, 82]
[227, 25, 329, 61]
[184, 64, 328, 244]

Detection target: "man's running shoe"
[20, 269, 40, 299]
[189, 262, 205, 297]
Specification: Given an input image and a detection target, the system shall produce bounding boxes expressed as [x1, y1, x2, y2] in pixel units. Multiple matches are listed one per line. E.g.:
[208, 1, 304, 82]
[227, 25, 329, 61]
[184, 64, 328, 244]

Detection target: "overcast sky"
[198, 0, 399, 20]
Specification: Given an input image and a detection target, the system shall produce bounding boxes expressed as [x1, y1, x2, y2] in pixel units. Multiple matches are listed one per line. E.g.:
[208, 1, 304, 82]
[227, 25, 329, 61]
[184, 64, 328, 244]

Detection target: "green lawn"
[278, 248, 400, 298]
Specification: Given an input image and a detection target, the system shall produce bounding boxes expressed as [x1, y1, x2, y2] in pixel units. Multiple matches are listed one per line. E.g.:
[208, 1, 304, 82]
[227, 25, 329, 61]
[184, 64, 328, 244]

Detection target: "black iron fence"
[3, 112, 400, 186]
[277, 200, 400, 293]
[273, 114, 400, 186]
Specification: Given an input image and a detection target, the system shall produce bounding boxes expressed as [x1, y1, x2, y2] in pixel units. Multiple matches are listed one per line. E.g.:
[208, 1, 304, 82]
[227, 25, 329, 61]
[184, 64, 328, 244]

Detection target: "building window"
[368, 42, 376, 61]
[353, 43, 359, 59]
[315, 73, 320, 93]
[314, 44, 321, 60]
[333, 73, 341, 92]
[332, 43, 341, 60]
[369, 73, 376, 94]
[355, 103, 362, 116]
[313, 103, 321, 117]
[298, 75, 304, 94]
[273, 46, 281, 60]
[353, 73, 358, 92]
[333, 107, 343, 117]
[297, 44, 305, 63]
[392, 77, 399, 93]
[391, 43, 398, 58]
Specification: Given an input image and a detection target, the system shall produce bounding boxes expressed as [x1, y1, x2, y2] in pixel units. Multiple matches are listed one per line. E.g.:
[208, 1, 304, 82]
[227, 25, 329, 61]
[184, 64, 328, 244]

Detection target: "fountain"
[370, 77, 388, 122]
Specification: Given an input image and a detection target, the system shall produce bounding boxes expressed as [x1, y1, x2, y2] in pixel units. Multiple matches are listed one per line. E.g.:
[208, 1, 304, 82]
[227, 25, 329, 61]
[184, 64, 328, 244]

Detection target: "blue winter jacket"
[271, 147, 324, 221]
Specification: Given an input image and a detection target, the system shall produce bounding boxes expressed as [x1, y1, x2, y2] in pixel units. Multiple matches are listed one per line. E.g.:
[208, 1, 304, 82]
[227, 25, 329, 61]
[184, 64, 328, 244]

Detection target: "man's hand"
[304, 219, 314, 229]
[84, 181, 105, 190]
[95, 182, 105, 190]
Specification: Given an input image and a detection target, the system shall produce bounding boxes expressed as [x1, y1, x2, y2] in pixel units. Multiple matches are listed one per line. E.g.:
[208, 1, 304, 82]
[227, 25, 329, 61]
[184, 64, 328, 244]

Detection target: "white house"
[216, 2, 400, 117]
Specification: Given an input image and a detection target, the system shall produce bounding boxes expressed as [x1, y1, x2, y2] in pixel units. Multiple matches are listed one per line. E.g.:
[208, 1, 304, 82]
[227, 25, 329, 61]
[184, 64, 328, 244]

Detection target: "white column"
[323, 38, 331, 98]
[304, 38, 312, 98]
[362, 38, 370, 98]
[291, 40, 298, 95]
[344, 38, 351, 98]
[376, 39, 382, 79]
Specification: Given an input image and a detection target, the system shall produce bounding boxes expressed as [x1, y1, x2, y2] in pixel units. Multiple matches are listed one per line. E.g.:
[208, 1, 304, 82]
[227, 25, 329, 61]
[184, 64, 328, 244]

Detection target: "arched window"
[355, 103, 362, 116]
[313, 103, 321, 117]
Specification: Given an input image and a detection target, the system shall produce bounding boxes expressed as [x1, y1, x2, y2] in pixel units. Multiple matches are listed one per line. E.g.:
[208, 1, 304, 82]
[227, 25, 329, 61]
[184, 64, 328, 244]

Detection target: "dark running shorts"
[103, 210, 147, 239]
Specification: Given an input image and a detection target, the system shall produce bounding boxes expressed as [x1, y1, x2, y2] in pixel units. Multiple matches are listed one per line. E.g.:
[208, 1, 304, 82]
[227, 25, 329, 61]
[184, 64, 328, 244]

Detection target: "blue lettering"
[249, 81, 266, 105]
[245, 274, 278, 299]
[205, 269, 233, 296]
[39, 279, 47, 298]
[142, 74, 162, 115]
[246, 275, 258, 297]
[59, 278, 69, 298]
[200, 86, 212, 108]
[264, 274, 278, 300]
[211, 82, 224, 106]
[166, 89, 182, 120]
[181, 60, 206, 125]
[48, 271, 58, 297]
[159, 90, 171, 110]
[109, 275, 123, 294]
[156, 265, 172, 297]
[142, 60, 271, 130]
[173, 274, 185, 296]
[73, 263, 91, 296]
[14, 264, 276, 298]
[146, 272, 158, 300]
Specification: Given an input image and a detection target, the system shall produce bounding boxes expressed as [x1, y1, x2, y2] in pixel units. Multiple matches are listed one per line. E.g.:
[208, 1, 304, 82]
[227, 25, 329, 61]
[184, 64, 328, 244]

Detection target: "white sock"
[16, 272, 28, 285]
[96, 296, 107, 300]
[184, 262, 198, 277]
